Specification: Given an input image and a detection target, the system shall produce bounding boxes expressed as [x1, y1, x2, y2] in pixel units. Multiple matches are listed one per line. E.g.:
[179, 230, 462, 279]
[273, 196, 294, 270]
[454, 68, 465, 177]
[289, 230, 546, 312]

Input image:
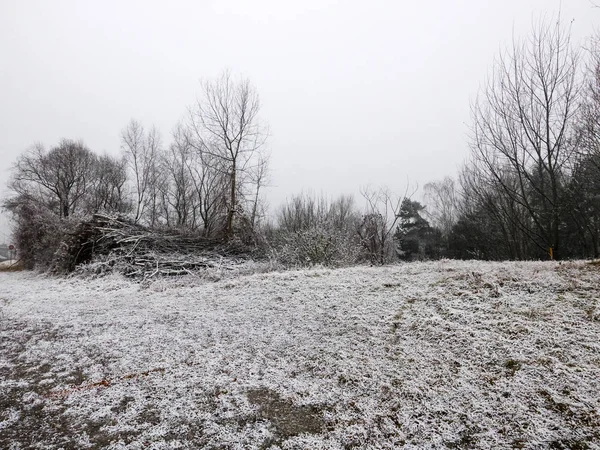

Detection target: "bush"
[271, 225, 361, 268]
[270, 193, 363, 268]
[3, 196, 79, 271]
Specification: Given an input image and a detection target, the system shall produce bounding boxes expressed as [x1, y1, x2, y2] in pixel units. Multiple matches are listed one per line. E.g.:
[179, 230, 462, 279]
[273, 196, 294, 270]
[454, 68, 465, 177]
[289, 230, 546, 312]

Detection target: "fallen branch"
[52, 214, 261, 278]
[45, 367, 166, 399]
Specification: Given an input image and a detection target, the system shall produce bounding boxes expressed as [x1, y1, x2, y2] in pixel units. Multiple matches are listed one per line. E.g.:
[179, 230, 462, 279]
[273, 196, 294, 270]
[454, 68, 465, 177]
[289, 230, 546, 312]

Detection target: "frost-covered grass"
[1, 260, 599, 449]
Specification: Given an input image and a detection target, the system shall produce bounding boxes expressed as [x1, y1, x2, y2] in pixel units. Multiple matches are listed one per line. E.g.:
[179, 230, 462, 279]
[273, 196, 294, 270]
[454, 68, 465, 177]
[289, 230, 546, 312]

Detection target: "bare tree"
[11, 139, 96, 218]
[459, 160, 532, 259]
[121, 119, 164, 225]
[167, 123, 228, 236]
[578, 33, 600, 168]
[423, 177, 458, 239]
[248, 151, 270, 231]
[278, 192, 327, 232]
[192, 151, 228, 237]
[162, 130, 195, 228]
[120, 120, 145, 222]
[470, 17, 581, 259]
[87, 153, 129, 214]
[277, 192, 359, 233]
[188, 70, 269, 238]
[358, 186, 412, 264]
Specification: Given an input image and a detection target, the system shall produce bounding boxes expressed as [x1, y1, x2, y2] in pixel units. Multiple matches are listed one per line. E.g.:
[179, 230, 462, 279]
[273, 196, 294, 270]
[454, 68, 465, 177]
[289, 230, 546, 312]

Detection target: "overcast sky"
[0, 0, 597, 240]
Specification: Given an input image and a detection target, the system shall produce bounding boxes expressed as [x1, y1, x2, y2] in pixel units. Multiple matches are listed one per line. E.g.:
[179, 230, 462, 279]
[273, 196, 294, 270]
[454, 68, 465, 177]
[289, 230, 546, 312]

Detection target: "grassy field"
[1, 260, 599, 449]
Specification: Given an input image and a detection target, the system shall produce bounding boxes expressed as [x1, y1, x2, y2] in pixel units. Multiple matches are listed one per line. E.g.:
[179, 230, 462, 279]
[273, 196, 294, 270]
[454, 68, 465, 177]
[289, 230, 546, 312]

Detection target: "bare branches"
[87, 154, 129, 214]
[469, 16, 581, 259]
[358, 185, 416, 264]
[120, 119, 164, 224]
[423, 177, 458, 239]
[188, 70, 269, 237]
[274, 193, 362, 267]
[11, 140, 97, 218]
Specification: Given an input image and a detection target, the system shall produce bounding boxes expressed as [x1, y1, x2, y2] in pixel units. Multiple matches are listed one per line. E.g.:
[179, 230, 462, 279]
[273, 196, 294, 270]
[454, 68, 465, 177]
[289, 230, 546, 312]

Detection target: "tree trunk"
[62, 197, 69, 218]
[226, 163, 236, 237]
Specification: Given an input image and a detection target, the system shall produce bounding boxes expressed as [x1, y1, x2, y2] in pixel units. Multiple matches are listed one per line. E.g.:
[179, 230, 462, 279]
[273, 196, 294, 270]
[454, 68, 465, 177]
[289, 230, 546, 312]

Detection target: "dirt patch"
[247, 387, 325, 447]
[0, 260, 25, 272]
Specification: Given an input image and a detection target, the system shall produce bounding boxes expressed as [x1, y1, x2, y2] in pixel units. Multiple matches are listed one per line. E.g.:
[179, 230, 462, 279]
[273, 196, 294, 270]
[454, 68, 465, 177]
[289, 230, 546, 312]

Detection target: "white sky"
[0, 0, 597, 239]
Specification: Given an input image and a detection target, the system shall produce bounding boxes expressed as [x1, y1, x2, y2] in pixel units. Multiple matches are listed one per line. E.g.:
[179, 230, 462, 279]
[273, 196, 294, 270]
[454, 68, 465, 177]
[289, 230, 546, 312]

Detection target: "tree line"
[4, 16, 600, 267]
[450, 17, 600, 260]
[6, 71, 269, 242]
[392, 17, 600, 261]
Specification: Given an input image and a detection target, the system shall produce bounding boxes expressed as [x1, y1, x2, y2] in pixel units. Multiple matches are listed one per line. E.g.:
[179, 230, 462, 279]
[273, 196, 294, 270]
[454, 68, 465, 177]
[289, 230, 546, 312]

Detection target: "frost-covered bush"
[270, 193, 363, 267]
[271, 225, 361, 267]
[3, 196, 79, 271]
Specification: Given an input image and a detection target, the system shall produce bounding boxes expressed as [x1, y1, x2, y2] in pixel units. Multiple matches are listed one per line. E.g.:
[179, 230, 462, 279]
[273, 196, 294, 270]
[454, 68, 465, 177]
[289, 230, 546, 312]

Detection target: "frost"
[1, 260, 599, 448]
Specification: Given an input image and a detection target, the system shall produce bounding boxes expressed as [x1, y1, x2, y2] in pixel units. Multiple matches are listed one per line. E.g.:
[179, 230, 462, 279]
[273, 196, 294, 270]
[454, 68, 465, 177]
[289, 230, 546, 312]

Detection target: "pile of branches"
[52, 214, 259, 278]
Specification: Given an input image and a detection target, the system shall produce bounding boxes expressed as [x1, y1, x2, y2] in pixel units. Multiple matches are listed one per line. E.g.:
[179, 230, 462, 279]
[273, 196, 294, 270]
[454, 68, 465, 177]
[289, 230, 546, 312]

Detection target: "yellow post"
[549, 247, 554, 260]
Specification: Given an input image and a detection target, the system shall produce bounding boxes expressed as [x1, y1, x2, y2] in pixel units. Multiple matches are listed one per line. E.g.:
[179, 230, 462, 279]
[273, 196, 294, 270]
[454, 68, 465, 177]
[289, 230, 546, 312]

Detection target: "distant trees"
[270, 186, 455, 266]
[469, 18, 581, 260]
[406, 16, 600, 261]
[562, 155, 600, 257]
[5, 140, 129, 269]
[87, 154, 130, 214]
[423, 177, 458, 241]
[9, 24, 600, 270]
[120, 120, 163, 225]
[9, 139, 127, 218]
[4, 70, 270, 268]
[357, 186, 405, 264]
[403, 17, 600, 262]
[268, 16, 600, 264]
[566, 35, 600, 258]
[395, 199, 441, 261]
[115, 71, 270, 238]
[415, 18, 600, 262]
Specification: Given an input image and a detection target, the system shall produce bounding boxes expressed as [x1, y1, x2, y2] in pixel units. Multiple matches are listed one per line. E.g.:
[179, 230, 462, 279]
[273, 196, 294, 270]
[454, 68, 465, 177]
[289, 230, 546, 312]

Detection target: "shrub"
[3, 196, 79, 271]
[270, 193, 363, 268]
[271, 225, 361, 268]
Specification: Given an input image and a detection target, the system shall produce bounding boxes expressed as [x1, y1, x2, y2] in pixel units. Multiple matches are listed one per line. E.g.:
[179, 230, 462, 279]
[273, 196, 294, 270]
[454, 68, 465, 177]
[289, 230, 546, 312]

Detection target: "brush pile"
[52, 214, 258, 278]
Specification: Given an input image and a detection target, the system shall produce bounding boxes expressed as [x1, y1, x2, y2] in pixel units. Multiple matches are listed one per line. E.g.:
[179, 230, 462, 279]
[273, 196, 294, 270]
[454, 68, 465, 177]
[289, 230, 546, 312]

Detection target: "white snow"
[1, 260, 599, 449]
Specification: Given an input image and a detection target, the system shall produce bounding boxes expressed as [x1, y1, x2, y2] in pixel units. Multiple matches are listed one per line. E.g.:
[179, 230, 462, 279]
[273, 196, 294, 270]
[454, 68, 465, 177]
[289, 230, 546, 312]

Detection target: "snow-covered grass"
[1, 260, 599, 449]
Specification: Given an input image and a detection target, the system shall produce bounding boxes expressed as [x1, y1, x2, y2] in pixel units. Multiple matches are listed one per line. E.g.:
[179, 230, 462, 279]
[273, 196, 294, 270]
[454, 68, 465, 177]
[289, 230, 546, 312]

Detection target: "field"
[1, 260, 599, 449]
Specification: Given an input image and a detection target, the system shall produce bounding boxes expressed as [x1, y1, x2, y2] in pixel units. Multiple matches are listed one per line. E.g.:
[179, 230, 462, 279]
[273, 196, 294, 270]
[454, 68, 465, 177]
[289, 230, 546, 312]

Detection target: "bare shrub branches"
[273, 193, 361, 267]
[358, 185, 416, 264]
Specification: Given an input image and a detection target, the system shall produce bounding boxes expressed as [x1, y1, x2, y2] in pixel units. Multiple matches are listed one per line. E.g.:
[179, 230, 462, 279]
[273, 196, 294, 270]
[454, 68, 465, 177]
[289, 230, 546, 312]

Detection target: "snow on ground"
[1, 260, 599, 449]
